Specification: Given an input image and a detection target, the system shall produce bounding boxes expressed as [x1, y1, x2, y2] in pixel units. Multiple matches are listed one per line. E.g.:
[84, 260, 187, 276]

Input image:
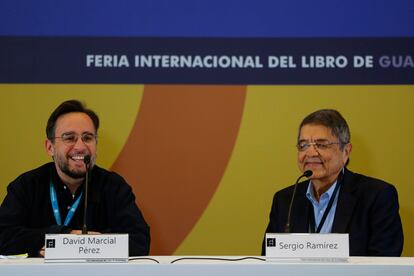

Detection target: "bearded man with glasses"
[262, 109, 403, 256]
[0, 100, 150, 257]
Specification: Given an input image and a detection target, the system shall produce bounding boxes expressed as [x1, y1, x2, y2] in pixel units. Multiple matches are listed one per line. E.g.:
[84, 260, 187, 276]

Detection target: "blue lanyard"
[49, 180, 83, 226]
[309, 171, 344, 233]
[309, 181, 341, 233]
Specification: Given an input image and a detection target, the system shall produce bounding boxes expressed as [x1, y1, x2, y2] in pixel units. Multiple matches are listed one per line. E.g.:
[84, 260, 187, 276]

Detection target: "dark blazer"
[262, 168, 403, 256]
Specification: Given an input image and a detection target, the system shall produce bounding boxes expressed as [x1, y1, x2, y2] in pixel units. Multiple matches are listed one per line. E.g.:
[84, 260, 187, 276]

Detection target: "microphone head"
[303, 170, 313, 177]
[83, 155, 91, 165]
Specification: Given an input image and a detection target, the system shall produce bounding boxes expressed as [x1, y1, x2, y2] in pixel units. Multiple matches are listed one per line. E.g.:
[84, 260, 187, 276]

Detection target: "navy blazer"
[262, 168, 403, 256]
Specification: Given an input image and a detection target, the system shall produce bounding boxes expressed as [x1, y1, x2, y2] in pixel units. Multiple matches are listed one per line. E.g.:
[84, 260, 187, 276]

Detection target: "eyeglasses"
[296, 140, 342, 152]
[52, 132, 97, 145]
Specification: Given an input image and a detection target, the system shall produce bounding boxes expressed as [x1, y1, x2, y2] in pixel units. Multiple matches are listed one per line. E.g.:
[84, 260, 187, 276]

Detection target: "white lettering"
[268, 56, 296, 68]
[133, 55, 264, 68]
[86, 55, 129, 67]
[353, 55, 374, 68]
[379, 55, 414, 68]
[301, 55, 348, 68]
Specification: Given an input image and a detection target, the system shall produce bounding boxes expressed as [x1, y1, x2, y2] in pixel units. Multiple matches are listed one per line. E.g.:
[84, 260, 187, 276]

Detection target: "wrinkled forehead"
[297, 123, 338, 141]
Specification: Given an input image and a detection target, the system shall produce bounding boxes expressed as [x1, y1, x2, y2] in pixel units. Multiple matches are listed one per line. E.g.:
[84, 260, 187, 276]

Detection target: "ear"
[342, 143, 352, 164]
[45, 139, 54, 157]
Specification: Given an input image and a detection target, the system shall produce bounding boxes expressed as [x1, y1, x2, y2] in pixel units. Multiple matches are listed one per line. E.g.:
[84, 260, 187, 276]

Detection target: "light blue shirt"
[306, 180, 340, 233]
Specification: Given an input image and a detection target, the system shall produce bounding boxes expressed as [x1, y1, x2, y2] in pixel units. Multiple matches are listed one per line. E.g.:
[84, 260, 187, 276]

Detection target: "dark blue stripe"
[1, 37, 413, 84]
[1, 1, 413, 37]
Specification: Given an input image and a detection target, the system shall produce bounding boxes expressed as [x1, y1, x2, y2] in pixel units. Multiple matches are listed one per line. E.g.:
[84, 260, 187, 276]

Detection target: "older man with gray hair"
[262, 109, 403, 256]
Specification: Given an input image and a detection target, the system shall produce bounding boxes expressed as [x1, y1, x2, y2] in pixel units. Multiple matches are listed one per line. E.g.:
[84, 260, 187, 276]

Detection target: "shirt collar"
[306, 179, 338, 204]
[305, 167, 345, 203]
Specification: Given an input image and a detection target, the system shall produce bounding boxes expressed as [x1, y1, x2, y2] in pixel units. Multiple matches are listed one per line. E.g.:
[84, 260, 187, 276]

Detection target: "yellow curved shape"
[175, 85, 414, 256]
[0, 84, 143, 200]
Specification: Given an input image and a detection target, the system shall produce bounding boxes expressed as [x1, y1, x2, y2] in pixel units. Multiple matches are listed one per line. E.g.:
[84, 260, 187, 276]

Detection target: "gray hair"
[298, 109, 350, 150]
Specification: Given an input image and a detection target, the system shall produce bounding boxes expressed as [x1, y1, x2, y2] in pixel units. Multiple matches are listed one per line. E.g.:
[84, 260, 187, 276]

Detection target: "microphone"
[82, 155, 91, 234]
[83, 155, 91, 165]
[284, 170, 313, 233]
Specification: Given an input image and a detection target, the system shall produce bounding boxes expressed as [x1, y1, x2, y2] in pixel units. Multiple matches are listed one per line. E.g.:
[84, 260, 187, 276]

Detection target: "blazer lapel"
[332, 169, 358, 233]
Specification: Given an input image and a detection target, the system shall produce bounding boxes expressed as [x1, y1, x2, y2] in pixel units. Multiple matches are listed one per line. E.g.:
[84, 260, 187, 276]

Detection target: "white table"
[1, 256, 414, 276]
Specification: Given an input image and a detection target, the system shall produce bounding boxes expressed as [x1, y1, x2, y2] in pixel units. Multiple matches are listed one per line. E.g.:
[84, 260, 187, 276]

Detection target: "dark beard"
[57, 160, 86, 179]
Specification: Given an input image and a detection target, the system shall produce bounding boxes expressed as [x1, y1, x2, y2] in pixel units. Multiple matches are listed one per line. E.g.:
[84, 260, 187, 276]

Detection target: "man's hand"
[69, 230, 102, 234]
[39, 246, 45, 257]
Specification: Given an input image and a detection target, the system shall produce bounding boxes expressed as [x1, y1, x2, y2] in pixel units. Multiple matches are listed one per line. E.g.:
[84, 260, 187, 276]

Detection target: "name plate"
[265, 233, 349, 260]
[44, 234, 128, 263]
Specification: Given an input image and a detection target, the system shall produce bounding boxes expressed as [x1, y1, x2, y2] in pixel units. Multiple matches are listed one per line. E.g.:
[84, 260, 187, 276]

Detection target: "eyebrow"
[298, 138, 330, 143]
[60, 131, 76, 136]
[60, 131, 95, 136]
[314, 139, 331, 143]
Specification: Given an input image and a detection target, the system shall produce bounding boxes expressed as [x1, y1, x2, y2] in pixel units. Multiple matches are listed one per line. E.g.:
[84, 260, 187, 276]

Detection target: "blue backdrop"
[1, 0, 413, 37]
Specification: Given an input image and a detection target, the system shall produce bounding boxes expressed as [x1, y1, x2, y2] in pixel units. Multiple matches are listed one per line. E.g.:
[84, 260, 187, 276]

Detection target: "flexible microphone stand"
[82, 156, 91, 234]
[284, 170, 313, 233]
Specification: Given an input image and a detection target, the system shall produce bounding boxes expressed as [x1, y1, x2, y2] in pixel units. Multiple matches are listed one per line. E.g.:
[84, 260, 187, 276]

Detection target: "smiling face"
[297, 124, 351, 187]
[45, 112, 97, 184]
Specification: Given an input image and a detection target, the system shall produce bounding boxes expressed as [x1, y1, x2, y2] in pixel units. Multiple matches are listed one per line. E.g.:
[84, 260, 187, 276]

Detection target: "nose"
[73, 135, 89, 149]
[305, 143, 320, 156]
